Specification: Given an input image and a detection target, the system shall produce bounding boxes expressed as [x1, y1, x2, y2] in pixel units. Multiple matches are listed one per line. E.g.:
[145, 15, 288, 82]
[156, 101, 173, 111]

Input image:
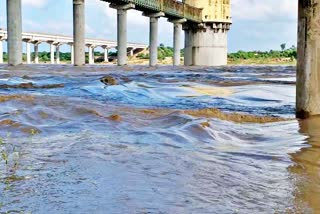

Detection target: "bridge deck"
[102, 0, 203, 23]
[0, 29, 147, 49]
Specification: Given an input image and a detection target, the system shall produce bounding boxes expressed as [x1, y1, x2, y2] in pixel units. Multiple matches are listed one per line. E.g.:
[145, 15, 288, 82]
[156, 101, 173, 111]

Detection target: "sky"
[0, 0, 298, 53]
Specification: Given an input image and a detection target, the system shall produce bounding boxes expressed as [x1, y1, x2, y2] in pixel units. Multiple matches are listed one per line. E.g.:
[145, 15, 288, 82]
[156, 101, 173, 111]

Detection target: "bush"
[228, 47, 297, 61]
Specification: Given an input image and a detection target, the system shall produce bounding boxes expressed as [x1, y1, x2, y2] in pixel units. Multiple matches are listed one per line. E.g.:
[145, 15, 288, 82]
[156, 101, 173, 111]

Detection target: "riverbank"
[228, 58, 296, 65]
[0, 57, 297, 66]
[131, 57, 297, 65]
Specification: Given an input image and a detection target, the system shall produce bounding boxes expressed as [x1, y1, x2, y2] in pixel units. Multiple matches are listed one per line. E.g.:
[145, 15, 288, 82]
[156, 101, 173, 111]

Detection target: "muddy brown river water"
[0, 65, 319, 213]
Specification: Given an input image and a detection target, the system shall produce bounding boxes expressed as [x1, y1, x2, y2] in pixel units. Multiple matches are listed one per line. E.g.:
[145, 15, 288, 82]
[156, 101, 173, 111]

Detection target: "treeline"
[136, 44, 298, 62]
[1, 43, 298, 63]
[1, 51, 112, 62]
[228, 45, 297, 61]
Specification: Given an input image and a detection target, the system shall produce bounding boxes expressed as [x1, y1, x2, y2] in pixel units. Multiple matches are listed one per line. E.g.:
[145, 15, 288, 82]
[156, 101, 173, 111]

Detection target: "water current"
[0, 65, 319, 213]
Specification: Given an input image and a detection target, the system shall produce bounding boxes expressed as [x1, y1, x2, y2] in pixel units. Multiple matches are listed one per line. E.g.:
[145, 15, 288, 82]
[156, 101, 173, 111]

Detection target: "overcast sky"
[0, 0, 298, 52]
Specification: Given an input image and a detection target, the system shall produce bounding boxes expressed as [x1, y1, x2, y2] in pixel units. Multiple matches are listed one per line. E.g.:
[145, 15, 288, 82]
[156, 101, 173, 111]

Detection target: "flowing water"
[0, 65, 319, 213]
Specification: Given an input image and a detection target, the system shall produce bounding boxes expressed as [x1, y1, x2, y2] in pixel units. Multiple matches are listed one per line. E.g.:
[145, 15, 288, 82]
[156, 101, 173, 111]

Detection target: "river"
[0, 65, 319, 213]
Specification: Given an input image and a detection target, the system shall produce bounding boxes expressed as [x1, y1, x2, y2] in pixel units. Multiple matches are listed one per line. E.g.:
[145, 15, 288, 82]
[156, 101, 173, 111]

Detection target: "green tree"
[280, 43, 286, 51]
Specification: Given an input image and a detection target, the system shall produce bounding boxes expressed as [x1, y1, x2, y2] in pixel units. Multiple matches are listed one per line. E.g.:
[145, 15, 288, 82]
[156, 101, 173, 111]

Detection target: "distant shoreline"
[0, 58, 296, 66]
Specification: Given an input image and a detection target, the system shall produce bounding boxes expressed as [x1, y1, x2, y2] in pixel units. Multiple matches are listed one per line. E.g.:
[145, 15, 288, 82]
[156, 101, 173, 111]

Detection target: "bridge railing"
[103, 0, 202, 23]
[134, 0, 161, 10]
[184, 4, 202, 22]
[0, 29, 148, 49]
[162, 0, 184, 17]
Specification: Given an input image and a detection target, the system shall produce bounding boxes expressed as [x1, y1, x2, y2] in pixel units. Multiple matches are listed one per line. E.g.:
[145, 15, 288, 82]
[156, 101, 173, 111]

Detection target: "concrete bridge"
[105, 0, 231, 66]
[2, 0, 320, 118]
[3, 0, 232, 67]
[0, 29, 147, 65]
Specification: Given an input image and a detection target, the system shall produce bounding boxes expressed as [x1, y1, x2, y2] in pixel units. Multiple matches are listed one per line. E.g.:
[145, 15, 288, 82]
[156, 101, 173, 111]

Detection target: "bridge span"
[0, 29, 147, 65]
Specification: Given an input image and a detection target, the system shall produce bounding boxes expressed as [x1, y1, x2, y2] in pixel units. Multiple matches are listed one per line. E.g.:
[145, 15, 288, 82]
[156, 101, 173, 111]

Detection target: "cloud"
[24, 19, 73, 35]
[229, 0, 298, 52]
[128, 10, 148, 26]
[22, 0, 48, 8]
[0, 0, 298, 51]
[88, 1, 148, 27]
[232, 0, 297, 22]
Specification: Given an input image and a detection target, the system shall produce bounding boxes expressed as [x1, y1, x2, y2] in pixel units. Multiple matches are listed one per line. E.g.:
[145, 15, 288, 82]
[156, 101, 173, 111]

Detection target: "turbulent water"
[0, 65, 319, 213]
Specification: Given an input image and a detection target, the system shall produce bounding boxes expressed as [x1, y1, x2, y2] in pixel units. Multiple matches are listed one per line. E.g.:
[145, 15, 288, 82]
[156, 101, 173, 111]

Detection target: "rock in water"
[100, 76, 117, 85]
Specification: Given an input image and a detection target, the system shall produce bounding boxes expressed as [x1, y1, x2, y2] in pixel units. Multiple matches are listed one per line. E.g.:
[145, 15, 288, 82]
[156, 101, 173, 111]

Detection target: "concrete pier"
[144, 12, 164, 66]
[70, 44, 74, 64]
[88, 45, 95, 65]
[296, 0, 320, 118]
[173, 23, 181, 66]
[184, 23, 230, 66]
[91, 46, 95, 64]
[0, 40, 3, 64]
[149, 17, 159, 66]
[56, 45, 60, 64]
[88, 46, 92, 64]
[129, 49, 134, 57]
[7, 0, 22, 66]
[26, 42, 31, 64]
[91, 47, 95, 64]
[73, 0, 85, 66]
[50, 43, 55, 64]
[103, 47, 109, 62]
[117, 9, 127, 66]
[170, 19, 186, 66]
[34, 43, 40, 64]
[110, 3, 135, 66]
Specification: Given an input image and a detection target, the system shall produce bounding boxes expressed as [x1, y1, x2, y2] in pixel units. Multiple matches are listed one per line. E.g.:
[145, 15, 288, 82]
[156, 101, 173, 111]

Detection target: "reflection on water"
[290, 117, 320, 213]
[0, 65, 318, 213]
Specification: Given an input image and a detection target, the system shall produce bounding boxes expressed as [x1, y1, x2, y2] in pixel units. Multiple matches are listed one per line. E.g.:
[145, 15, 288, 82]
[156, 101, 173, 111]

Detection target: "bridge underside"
[104, 0, 203, 23]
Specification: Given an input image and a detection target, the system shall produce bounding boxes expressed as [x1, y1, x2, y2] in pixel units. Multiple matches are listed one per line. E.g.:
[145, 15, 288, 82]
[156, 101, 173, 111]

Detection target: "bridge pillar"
[110, 3, 135, 66]
[26, 41, 31, 64]
[101, 45, 109, 62]
[73, 0, 85, 66]
[56, 44, 61, 64]
[88, 45, 95, 65]
[149, 17, 159, 66]
[184, 23, 230, 66]
[169, 19, 186, 66]
[144, 12, 164, 66]
[128, 48, 134, 57]
[296, 0, 320, 118]
[0, 40, 3, 64]
[173, 23, 182, 66]
[7, 0, 22, 66]
[70, 44, 74, 64]
[88, 46, 92, 64]
[104, 47, 109, 63]
[117, 9, 127, 66]
[91, 47, 95, 64]
[33, 42, 40, 64]
[50, 43, 55, 64]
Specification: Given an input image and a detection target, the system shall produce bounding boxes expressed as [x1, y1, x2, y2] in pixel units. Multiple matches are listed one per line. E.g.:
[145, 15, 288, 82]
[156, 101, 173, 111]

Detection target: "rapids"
[0, 65, 319, 213]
